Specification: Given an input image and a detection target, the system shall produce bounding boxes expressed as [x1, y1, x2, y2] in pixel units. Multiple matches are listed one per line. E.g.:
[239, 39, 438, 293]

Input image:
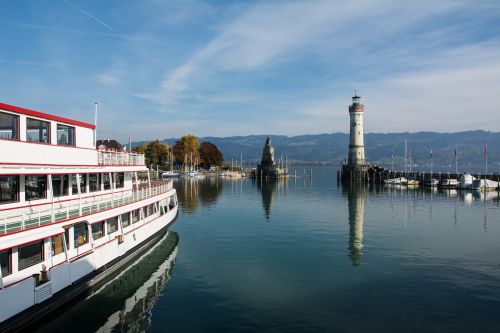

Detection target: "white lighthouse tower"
[348, 93, 365, 166]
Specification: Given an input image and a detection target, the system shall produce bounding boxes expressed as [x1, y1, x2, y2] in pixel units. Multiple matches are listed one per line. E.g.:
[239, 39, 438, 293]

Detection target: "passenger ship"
[0, 102, 178, 330]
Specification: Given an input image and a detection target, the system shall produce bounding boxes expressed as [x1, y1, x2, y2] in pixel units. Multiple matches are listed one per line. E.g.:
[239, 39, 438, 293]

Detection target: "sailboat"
[184, 152, 205, 179]
[423, 148, 438, 187]
[221, 155, 245, 178]
[162, 148, 180, 178]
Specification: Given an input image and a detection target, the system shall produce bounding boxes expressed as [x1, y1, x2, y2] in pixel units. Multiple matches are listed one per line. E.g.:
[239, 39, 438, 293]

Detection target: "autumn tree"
[198, 141, 223, 168]
[173, 134, 200, 165]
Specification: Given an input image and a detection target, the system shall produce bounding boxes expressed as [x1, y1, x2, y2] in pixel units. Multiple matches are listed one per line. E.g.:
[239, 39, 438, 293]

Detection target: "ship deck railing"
[0, 180, 173, 236]
[97, 149, 145, 166]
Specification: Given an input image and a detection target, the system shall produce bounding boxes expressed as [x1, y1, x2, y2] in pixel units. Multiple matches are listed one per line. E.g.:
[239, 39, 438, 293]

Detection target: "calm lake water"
[35, 166, 500, 333]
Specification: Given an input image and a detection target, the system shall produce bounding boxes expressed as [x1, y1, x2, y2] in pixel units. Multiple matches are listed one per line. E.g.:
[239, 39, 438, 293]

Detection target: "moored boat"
[423, 178, 439, 187]
[184, 170, 206, 179]
[471, 178, 500, 191]
[384, 177, 407, 185]
[0, 102, 178, 330]
[407, 176, 419, 186]
[458, 173, 476, 189]
[161, 170, 180, 179]
[438, 178, 459, 189]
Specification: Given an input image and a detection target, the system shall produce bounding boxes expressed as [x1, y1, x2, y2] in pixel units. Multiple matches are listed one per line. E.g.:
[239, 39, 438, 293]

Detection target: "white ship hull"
[0, 195, 178, 329]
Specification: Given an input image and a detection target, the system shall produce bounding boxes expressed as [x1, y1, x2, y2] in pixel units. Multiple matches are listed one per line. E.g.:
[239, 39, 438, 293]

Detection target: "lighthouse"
[341, 93, 370, 181]
[348, 93, 365, 166]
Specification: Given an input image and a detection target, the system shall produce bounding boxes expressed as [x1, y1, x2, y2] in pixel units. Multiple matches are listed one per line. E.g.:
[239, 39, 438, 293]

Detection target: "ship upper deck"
[0, 102, 145, 169]
[0, 179, 174, 240]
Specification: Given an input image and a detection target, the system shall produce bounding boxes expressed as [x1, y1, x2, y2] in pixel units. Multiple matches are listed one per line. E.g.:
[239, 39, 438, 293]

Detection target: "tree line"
[134, 134, 223, 170]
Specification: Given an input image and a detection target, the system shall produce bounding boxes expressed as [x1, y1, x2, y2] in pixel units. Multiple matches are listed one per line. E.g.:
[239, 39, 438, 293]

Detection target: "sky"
[1, 0, 500, 141]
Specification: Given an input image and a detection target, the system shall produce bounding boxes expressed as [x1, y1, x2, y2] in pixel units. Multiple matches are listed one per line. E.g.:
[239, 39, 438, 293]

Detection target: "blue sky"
[2, 0, 500, 141]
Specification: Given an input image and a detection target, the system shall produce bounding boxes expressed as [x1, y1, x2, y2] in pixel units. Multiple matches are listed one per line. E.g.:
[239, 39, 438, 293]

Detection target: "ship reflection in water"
[343, 184, 366, 266]
[33, 232, 179, 333]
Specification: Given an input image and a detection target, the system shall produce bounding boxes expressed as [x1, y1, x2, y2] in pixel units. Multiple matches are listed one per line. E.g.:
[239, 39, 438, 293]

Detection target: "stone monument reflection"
[255, 179, 286, 220]
[343, 183, 366, 266]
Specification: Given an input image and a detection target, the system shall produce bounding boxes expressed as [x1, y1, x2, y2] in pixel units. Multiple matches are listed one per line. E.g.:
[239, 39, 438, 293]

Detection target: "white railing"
[0, 181, 173, 235]
[97, 149, 145, 166]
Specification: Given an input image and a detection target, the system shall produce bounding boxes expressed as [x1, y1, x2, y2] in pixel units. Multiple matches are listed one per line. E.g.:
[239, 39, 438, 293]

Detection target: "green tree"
[134, 140, 170, 168]
[198, 141, 223, 167]
[173, 134, 200, 165]
[135, 144, 147, 153]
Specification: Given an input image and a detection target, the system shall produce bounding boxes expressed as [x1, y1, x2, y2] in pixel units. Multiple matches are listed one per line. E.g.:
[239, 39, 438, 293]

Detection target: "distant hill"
[131, 131, 500, 171]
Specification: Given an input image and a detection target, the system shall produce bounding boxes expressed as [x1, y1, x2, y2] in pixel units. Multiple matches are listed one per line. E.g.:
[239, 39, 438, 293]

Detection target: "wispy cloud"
[138, 0, 480, 111]
[0, 20, 134, 40]
[63, 0, 112, 30]
[0, 59, 61, 68]
[97, 72, 119, 85]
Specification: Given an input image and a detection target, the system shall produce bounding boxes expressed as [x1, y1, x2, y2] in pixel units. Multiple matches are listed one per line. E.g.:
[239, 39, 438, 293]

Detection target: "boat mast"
[484, 144, 488, 177]
[170, 148, 174, 172]
[430, 148, 433, 177]
[404, 138, 407, 177]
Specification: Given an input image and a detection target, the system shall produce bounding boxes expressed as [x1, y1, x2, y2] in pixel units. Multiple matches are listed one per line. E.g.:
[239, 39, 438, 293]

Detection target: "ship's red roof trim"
[0, 102, 96, 129]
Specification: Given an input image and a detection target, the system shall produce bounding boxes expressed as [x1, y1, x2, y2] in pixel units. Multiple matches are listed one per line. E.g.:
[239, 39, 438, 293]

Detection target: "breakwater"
[338, 168, 500, 185]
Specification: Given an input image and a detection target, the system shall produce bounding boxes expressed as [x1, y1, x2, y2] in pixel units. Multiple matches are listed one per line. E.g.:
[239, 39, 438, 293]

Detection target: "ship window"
[57, 124, 75, 146]
[145, 204, 154, 217]
[71, 174, 87, 195]
[91, 222, 105, 240]
[89, 173, 101, 192]
[168, 196, 176, 210]
[74, 222, 89, 247]
[18, 240, 44, 270]
[106, 217, 118, 234]
[51, 234, 64, 256]
[0, 175, 19, 204]
[80, 174, 88, 194]
[64, 228, 70, 249]
[52, 174, 69, 197]
[25, 175, 47, 200]
[0, 249, 12, 276]
[132, 209, 140, 224]
[103, 173, 111, 190]
[0, 112, 19, 140]
[26, 118, 50, 143]
[121, 213, 130, 228]
[115, 173, 124, 189]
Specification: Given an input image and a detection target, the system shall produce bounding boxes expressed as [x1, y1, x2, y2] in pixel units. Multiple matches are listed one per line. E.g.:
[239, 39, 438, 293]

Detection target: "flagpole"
[94, 102, 98, 147]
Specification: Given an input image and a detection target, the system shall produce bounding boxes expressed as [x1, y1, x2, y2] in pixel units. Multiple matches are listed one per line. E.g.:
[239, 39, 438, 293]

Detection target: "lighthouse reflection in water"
[344, 183, 365, 266]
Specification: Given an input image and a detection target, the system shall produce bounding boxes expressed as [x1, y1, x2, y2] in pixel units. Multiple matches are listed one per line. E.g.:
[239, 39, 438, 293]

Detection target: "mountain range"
[132, 130, 499, 171]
